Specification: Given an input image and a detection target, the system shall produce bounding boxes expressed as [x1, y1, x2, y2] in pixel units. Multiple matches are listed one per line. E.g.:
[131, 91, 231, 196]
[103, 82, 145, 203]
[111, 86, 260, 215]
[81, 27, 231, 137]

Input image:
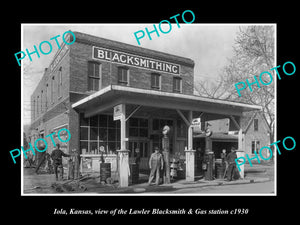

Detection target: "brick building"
[30, 31, 262, 186]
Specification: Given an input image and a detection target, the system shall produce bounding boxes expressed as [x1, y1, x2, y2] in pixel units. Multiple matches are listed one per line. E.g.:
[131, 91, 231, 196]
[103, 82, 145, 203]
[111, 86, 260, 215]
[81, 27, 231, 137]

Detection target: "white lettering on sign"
[93, 46, 180, 75]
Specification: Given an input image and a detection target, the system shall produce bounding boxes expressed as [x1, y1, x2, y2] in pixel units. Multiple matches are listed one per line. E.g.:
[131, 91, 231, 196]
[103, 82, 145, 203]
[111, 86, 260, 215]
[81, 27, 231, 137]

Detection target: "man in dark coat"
[148, 146, 164, 185]
[51, 143, 70, 181]
[226, 147, 238, 181]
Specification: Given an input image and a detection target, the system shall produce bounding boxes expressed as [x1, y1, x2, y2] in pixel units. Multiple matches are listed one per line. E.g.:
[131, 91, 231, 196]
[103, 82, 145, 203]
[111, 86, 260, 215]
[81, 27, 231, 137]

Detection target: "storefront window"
[79, 113, 120, 154]
[128, 117, 148, 137]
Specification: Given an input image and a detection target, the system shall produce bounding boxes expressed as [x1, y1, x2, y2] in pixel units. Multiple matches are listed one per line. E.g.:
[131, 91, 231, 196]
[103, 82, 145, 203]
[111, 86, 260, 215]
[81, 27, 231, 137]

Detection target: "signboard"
[93, 46, 180, 75]
[205, 118, 230, 133]
[191, 118, 201, 127]
[113, 104, 124, 121]
[191, 118, 202, 133]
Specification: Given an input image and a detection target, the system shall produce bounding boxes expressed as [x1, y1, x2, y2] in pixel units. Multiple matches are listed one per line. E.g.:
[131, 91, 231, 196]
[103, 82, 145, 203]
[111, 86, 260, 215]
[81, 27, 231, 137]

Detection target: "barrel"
[130, 163, 139, 184]
[215, 162, 226, 179]
[100, 163, 111, 182]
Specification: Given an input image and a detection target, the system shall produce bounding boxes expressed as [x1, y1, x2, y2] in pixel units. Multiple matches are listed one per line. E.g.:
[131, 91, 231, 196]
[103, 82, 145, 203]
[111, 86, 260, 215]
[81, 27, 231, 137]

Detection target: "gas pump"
[203, 123, 214, 180]
[203, 151, 215, 180]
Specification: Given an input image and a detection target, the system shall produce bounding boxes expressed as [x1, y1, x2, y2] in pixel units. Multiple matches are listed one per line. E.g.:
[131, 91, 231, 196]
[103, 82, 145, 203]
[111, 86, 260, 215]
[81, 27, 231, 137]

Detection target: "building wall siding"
[243, 113, 270, 162]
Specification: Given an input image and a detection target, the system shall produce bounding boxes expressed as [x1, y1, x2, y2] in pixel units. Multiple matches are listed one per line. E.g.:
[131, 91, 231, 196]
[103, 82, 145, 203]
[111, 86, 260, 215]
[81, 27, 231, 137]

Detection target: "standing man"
[35, 139, 47, 174]
[226, 147, 238, 181]
[51, 143, 70, 181]
[148, 146, 164, 185]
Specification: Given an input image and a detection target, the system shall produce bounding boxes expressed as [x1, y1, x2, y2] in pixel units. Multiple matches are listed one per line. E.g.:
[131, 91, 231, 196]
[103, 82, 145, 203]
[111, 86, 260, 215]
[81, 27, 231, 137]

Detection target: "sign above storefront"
[93, 46, 180, 75]
[113, 104, 124, 121]
[206, 118, 230, 133]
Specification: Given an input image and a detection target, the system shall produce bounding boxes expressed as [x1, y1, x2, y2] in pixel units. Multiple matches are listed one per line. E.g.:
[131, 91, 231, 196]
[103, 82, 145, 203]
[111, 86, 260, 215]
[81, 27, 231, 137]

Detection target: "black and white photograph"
[21, 24, 276, 195]
[4, 5, 298, 221]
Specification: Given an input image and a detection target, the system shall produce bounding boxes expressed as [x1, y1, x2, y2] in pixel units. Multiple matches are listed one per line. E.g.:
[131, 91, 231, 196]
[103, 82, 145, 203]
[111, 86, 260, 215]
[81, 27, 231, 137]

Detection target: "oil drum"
[130, 163, 139, 184]
[215, 162, 225, 179]
[100, 163, 111, 182]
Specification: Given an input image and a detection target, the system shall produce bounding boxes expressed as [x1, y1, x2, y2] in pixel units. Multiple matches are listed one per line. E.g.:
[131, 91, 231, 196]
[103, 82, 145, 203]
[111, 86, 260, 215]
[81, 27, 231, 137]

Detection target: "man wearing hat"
[50, 143, 70, 181]
[225, 147, 238, 181]
[148, 146, 164, 185]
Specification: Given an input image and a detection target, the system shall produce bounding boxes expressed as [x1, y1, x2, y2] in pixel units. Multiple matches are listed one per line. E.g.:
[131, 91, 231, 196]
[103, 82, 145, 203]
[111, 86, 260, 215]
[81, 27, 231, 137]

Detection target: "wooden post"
[237, 128, 245, 178]
[117, 104, 130, 187]
[185, 111, 195, 181]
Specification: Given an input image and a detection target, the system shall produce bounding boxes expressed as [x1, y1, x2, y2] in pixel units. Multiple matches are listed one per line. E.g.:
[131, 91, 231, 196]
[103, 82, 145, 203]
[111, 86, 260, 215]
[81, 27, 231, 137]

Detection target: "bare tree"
[195, 25, 275, 143]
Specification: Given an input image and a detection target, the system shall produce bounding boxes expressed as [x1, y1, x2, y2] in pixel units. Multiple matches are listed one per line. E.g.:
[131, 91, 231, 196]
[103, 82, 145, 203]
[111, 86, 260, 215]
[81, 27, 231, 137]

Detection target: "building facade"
[241, 111, 271, 161]
[30, 31, 262, 186]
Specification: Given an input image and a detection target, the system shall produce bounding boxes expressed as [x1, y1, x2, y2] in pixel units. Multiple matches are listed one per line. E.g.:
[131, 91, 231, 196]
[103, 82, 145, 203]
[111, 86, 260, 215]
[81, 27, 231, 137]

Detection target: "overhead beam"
[230, 115, 241, 130]
[125, 105, 142, 122]
[176, 109, 190, 126]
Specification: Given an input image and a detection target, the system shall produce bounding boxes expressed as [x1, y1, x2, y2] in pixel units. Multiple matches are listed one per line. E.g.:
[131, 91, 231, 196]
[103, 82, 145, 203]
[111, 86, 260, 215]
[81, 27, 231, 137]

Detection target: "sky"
[22, 24, 240, 125]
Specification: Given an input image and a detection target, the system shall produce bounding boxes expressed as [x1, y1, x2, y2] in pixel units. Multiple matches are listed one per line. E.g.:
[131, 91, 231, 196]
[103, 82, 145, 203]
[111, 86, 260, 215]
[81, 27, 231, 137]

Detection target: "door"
[128, 140, 149, 170]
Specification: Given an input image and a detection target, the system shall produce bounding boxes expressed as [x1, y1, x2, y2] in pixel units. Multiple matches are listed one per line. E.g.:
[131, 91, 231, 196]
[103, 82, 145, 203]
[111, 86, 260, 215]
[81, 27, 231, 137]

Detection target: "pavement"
[23, 162, 274, 194]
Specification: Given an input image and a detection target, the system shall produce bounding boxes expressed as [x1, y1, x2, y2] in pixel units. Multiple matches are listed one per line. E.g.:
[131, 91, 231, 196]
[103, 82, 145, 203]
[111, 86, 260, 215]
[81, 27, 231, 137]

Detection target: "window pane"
[107, 115, 116, 128]
[94, 79, 99, 90]
[153, 119, 159, 130]
[116, 128, 120, 141]
[108, 142, 117, 152]
[94, 64, 100, 78]
[173, 78, 181, 92]
[129, 128, 139, 137]
[90, 116, 98, 127]
[166, 120, 173, 126]
[108, 128, 116, 141]
[90, 127, 98, 140]
[89, 142, 98, 153]
[99, 128, 107, 141]
[99, 115, 107, 127]
[160, 119, 166, 129]
[118, 68, 128, 84]
[139, 128, 148, 137]
[129, 118, 139, 127]
[80, 127, 88, 140]
[139, 118, 148, 127]
[116, 142, 120, 151]
[151, 74, 160, 88]
[80, 141, 88, 154]
[99, 142, 107, 152]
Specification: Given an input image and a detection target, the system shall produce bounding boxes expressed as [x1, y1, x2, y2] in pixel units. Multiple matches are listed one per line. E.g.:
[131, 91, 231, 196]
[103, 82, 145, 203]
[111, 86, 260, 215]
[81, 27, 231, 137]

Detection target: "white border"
[21, 23, 277, 196]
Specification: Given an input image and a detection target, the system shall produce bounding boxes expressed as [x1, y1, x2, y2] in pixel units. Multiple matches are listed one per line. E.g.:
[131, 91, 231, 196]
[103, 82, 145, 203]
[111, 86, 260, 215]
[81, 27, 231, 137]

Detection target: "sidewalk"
[23, 163, 273, 194]
[98, 173, 271, 194]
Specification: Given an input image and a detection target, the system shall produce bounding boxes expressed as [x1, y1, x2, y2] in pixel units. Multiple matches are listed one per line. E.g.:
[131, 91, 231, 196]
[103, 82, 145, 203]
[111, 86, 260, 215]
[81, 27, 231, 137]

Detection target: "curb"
[161, 177, 271, 190]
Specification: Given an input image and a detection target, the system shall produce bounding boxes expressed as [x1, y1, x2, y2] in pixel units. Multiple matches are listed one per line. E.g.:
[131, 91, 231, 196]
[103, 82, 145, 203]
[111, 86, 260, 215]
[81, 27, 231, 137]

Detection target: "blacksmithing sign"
[93, 46, 180, 75]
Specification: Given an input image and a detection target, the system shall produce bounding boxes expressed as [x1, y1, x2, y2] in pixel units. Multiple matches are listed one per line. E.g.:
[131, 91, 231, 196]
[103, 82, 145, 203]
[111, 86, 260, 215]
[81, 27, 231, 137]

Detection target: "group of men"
[35, 143, 71, 181]
[147, 146, 240, 185]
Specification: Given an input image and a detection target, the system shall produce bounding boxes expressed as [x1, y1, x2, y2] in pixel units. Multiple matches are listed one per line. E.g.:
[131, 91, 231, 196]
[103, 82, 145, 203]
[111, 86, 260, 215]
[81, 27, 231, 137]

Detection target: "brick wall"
[69, 31, 195, 95]
[31, 45, 70, 124]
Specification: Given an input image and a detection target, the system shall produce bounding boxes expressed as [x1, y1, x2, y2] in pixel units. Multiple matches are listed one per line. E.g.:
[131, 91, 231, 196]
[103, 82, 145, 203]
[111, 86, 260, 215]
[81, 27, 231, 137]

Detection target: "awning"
[72, 85, 262, 117]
